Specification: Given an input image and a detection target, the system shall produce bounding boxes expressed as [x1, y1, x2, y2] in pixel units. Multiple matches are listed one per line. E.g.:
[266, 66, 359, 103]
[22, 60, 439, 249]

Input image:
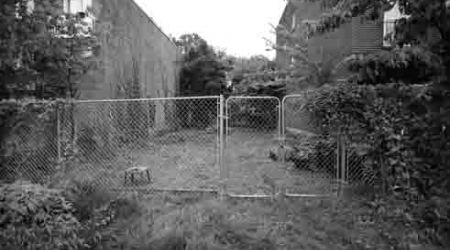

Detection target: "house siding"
[351, 16, 384, 54]
[276, 1, 385, 85]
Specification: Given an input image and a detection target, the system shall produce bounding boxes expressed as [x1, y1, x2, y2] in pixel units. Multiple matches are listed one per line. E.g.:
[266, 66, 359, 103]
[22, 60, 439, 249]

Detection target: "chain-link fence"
[58, 97, 220, 192]
[0, 100, 59, 185]
[0, 97, 221, 194]
[281, 94, 339, 196]
[343, 138, 377, 192]
[0, 94, 376, 198]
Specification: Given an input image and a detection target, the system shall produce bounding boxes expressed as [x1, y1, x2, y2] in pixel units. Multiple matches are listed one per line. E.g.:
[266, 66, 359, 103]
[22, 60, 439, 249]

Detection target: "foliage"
[0, 0, 99, 100]
[0, 1, 100, 181]
[303, 82, 450, 245]
[271, 23, 358, 88]
[229, 55, 276, 84]
[0, 181, 85, 250]
[227, 69, 287, 130]
[234, 70, 287, 97]
[348, 45, 445, 85]
[58, 179, 143, 250]
[299, 0, 450, 88]
[174, 33, 232, 128]
[174, 33, 231, 96]
[0, 99, 63, 183]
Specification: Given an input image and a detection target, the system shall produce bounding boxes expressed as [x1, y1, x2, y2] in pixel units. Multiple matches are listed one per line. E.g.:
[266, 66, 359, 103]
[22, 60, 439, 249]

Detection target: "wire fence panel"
[0, 101, 59, 185]
[344, 140, 377, 192]
[224, 96, 284, 196]
[0, 95, 376, 198]
[281, 94, 339, 196]
[57, 97, 221, 192]
[0, 97, 220, 193]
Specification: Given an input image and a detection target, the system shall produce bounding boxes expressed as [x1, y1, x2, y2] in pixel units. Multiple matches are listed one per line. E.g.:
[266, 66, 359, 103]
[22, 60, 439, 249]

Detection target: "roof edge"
[129, 0, 177, 47]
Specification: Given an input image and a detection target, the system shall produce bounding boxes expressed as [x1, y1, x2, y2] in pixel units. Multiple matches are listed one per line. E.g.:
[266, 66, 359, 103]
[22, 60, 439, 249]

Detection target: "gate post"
[336, 131, 347, 197]
[219, 95, 226, 200]
[56, 102, 62, 164]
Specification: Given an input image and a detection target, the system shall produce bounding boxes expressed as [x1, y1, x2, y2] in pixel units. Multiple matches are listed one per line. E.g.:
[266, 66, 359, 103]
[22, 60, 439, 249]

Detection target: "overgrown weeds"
[302, 81, 450, 246]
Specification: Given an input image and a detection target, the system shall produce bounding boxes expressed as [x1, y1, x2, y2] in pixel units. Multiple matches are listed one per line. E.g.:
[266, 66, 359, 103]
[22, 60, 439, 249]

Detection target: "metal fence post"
[219, 94, 226, 200]
[341, 135, 347, 194]
[225, 97, 229, 137]
[336, 131, 347, 197]
[57, 102, 61, 164]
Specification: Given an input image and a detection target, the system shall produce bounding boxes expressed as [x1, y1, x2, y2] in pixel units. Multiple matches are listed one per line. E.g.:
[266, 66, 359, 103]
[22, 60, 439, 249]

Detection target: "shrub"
[0, 181, 85, 250]
[59, 178, 143, 249]
[0, 99, 62, 184]
[303, 82, 450, 245]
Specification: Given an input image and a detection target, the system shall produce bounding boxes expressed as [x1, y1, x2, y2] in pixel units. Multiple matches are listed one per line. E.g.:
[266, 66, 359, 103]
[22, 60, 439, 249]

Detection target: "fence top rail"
[282, 91, 325, 102]
[282, 94, 311, 103]
[66, 95, 221, 104]
[226, 96, 280, 100]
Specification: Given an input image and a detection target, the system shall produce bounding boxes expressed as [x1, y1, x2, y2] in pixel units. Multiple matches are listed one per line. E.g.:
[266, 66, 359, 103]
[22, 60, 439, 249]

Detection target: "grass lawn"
[66, 128, 337, 196]
[92, 190, 443, 250]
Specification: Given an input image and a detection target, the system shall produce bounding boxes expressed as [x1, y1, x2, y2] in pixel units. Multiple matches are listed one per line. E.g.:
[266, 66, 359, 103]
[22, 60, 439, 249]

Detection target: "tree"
[268, 21, 359, 88]
[0, 0, 99, 100]
[0, 1, 100, 179]
[174, 33, 231, 128]
[174, 33, 231, 96]
[295, 0, 450, 88]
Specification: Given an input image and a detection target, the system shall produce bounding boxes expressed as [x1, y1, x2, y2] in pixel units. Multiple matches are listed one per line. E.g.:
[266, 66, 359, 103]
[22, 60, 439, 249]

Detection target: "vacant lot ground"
[92, 190, 443, 250]
[67, 128, 336, 195]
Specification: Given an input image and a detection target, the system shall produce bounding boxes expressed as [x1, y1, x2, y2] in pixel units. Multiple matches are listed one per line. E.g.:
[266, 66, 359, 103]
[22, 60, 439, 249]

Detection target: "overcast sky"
[133, 0, 286, 59]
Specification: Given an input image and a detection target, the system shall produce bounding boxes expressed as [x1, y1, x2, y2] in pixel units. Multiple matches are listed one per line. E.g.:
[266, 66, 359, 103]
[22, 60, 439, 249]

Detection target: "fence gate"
[281, 94, 340, 196]
[1, 95, 351, 198]
[224, 96, 283, 196]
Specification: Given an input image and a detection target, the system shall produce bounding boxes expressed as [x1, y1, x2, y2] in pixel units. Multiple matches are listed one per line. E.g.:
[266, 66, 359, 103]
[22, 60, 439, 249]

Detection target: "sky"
[133, 0, 287, 59]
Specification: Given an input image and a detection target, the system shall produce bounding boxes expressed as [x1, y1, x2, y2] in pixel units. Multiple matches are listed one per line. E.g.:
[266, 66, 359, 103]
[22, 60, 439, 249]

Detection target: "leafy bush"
[227, 70, 287, 130]
[0, 100, 62, 184]
[0, 181, 85, 250]
[303, 82, 450, 245]
[348, 47, 445, 85]
[61, 179, 115, 223]
[59, 178, 143, 249]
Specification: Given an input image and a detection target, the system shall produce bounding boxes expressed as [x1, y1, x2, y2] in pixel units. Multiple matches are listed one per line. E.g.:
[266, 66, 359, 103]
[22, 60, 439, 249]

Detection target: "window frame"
[64, 0, 92, 14]
[63, 0, 95, 33]
[382, 19, 397, 47]
[382, 2, 410, 48]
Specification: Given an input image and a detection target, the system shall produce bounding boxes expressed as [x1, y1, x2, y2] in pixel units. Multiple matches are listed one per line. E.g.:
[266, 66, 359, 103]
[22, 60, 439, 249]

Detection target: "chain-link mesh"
[281, 94, 339, 195]
[345, 143, 377, 189]
[0, 101, 60, 185]
[1, 97, 221, 193]
[224, 96, 284, 196]
[0, 95, 375, 198]
[59, 97, 220, 192]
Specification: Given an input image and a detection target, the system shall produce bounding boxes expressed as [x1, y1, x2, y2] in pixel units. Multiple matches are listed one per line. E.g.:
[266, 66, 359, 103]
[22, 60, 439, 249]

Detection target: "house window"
[14, 0, 35, 18]
[64, 0, 92, 14]
[62, 0, 95, 35]
[383, 2, 409, 47]
[383, 20, 396, 47]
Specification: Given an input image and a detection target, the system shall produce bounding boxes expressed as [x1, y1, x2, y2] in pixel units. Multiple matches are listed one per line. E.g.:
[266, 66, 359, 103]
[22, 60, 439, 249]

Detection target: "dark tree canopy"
[174, 33, 231, 96]
[0, 0, 99, 100]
